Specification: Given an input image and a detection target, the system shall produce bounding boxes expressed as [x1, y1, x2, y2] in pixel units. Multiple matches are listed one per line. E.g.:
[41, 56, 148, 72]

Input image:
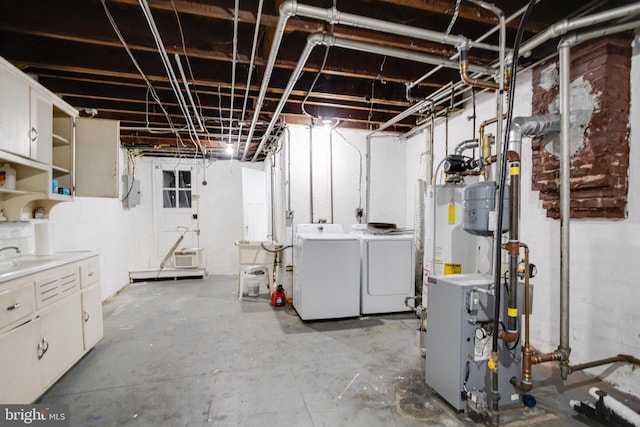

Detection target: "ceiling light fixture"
[226, 145, 234, 155]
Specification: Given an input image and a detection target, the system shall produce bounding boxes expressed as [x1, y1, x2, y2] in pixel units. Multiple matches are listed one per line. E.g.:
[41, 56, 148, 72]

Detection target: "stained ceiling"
[0, 0, 636, 160]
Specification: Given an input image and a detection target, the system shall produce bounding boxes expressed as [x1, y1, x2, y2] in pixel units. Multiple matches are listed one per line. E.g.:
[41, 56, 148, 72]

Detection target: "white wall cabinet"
[0, 67, 30, 158]
[30, 88, 53, 164]
[76, 117, 120, 198]
[0, 56, 120, 221]
[0, 254, 103, 404]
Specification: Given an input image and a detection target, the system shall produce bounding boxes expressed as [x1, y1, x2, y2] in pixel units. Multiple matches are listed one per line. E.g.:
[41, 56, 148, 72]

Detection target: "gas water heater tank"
[425, 184, 479, 277]
[463, 181, 509, 236]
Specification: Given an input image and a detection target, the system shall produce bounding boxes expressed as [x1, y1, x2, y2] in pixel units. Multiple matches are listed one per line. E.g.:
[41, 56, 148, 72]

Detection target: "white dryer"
[351, 224, 415, 314]
[293, 224, 361, 321]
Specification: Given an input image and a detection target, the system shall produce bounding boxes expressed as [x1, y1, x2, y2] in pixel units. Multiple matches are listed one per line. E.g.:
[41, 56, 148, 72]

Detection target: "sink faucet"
[0, 246, 21, 255]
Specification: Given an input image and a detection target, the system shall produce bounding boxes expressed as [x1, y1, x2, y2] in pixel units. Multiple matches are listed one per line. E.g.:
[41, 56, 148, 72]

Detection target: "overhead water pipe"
[139, 0, 202, 149]
[252, 33, 493, 162]
[509, 23, 640, 394]
[237, 0, 264, 150]
[387, 1, 640, 147]
[228, 0, 240, 146]
[406, 0, 542, 93]
[519, 2, 640, 56]
[556, 19, 640, 380]
[174, 54, 205, 132]
[242, 0, 501, 161]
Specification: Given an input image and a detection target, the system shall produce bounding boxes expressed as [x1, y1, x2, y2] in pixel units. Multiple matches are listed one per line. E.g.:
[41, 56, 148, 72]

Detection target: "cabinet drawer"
[0, 281, 34, 331]
[35, 266, 79, 309]
[80, 257, 99, 288]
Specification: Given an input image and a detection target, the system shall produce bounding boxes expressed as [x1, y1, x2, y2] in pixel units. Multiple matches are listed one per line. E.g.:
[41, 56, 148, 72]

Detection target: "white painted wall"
[130, 157, 265, 275]
[402, 36, 640, 396]
[0, 151, 266, 302]
[0, 149, 136, 301]
[276, 125, 406, 233]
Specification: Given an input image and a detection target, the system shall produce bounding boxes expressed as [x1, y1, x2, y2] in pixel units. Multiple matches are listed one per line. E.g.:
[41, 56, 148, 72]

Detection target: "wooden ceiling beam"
[374, 0, 546, 32]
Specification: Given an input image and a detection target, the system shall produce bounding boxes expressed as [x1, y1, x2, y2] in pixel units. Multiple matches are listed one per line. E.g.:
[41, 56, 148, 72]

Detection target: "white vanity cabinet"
[0, 253, 102, 404]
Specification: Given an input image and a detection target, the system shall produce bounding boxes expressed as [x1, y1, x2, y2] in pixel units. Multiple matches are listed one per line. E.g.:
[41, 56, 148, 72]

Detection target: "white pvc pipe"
[588, 387, 640, 426]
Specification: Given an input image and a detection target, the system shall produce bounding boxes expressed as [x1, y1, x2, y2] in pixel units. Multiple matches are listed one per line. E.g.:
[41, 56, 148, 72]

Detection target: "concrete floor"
[39, 275, 639, 426]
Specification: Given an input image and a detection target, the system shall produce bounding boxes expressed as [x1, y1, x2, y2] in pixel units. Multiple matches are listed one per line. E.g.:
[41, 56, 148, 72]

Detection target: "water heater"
[425, 184, 480, 279]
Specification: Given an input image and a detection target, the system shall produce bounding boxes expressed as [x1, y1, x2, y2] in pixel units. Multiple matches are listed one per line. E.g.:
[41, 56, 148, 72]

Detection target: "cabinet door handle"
[6, 302, 20, 311]
[84, 310, 90, 322]
[88, 272, 94, 277]
[31, 127, 38, 142]
[37, 337, 49, 360]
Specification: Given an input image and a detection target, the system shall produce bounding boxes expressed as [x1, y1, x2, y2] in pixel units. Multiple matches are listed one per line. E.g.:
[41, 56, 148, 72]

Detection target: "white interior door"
[152, 160, 200, 266]
[242, 167, 268, 241]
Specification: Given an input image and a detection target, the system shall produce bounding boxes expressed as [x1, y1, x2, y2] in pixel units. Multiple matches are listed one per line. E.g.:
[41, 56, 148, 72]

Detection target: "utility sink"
[0, 255, 58, 278]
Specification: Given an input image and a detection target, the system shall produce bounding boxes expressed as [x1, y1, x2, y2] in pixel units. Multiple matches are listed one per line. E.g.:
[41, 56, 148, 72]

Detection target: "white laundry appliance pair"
[292, 223, 415, 321]
[351, 224, 415, 315]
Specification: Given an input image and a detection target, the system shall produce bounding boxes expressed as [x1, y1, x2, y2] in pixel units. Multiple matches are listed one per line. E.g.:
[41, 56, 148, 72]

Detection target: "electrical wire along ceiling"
[0, 0, 636, 160]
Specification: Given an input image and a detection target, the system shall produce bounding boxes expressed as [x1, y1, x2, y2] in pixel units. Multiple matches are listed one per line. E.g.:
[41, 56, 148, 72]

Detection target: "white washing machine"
[293, 224, 361, 320]
[351, 224, 415, 314]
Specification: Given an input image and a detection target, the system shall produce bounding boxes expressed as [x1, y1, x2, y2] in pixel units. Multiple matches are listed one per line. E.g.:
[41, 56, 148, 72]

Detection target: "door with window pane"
[153, 160, 200, 266]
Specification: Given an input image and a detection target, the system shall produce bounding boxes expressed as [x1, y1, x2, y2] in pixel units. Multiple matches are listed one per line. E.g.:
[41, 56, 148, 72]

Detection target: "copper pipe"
[531, 351, 562, 365]
[479, 115, 507, 147]
[520, 243, 533, 387]
[460, 61, 500, 90]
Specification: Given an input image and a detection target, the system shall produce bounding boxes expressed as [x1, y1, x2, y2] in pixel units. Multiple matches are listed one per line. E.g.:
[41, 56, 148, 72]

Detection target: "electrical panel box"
[122, 175, 141, 208]
[425, 273, 526, 412]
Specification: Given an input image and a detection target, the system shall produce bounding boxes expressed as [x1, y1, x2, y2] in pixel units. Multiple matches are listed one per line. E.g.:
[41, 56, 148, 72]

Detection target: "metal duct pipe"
[251, 33, 493, 161]
[413, 179, 426, 301]
[453, 138, 479, 155]
[243, 0, 500, 161]
[555, 19, 640, 380]
[558, 44, 572, 377]
[500, 115, 560, 338]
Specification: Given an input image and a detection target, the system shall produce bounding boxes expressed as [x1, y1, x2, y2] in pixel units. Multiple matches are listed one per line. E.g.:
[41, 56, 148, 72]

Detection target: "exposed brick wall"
[530, 35, 631, 219]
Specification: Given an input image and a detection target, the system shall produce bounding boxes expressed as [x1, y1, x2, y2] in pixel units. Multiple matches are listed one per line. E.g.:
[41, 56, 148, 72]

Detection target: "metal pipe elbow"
[510, 377, 533, 392]
[279, 0, 297, 18]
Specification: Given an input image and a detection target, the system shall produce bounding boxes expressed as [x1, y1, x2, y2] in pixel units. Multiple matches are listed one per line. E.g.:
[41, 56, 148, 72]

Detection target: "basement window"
[162, 169, 192, 208]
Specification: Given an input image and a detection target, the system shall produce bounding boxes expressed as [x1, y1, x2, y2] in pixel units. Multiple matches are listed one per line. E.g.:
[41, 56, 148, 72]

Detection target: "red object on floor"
[271, 285, 286, 307]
